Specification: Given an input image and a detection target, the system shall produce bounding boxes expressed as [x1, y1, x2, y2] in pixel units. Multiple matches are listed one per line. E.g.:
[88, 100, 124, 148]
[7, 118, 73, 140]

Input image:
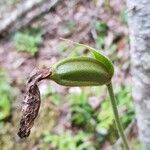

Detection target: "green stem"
[107, 82, 130, 150]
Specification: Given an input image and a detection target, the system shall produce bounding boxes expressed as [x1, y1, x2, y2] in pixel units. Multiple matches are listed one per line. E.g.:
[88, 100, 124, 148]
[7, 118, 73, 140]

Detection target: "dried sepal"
[17, 68, 51, 138]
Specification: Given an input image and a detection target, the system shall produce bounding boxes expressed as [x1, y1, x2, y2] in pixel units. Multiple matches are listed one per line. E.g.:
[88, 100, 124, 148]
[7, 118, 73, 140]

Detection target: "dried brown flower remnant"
[17, 84, 40, 138]
[17, 68, 51, 138]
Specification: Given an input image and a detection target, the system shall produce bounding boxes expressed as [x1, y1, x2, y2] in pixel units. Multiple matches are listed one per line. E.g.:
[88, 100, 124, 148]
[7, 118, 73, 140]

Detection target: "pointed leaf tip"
[60, 38, 114, 77]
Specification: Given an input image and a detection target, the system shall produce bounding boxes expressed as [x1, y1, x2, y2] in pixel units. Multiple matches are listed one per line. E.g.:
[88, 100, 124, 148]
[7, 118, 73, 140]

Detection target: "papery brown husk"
[17, 68, 51, 138]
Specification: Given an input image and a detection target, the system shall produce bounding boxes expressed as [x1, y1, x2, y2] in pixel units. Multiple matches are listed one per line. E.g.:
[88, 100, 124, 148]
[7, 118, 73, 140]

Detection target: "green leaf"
[0, 69, 11, 120]
[0, 95, 11, 120]
[60, 38, 114, 78]
[43, 130, 95, 150]
[13, 28, 43, 56]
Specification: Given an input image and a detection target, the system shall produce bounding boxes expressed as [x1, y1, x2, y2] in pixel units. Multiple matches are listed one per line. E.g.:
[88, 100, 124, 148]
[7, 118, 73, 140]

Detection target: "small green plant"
[18, 39, 131, 150]
[49, 39, 130, 149]
[116, 86, 134, 127]
[13, 27, 43, 56]
[43, 130, 96, 150]
[0, 69, 11, 120]
[97, 99, 114, 132]
[94, 21, 108, 49]
[95, 21, 108, 36]
[67, 91, 95, 132]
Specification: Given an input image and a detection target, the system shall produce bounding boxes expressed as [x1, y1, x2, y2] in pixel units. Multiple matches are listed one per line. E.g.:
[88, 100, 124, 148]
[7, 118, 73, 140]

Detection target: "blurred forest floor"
[0, 0, 140, 150]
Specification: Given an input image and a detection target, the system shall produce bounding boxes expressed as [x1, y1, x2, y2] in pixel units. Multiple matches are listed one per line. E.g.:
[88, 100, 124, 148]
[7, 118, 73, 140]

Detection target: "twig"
[0, 0, 60, 34]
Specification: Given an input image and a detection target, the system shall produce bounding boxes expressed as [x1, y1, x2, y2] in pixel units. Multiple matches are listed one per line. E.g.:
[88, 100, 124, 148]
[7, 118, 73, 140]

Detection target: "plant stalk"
[107, 82, 130, 150]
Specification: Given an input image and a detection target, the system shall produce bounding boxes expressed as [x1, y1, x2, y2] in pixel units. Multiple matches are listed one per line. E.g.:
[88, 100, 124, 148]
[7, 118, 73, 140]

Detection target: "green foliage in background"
[40, 37, 134, 148]
[65, 85, 134, 145]
[0, 69, 11, 120]
[68, 92, 95, 129]
[94, 21, 108, 49]
[93, 21, 119, 61]
[95, 21, 108, 37]
[14, 27, 43, 56]
[41, 84, 134, 149]
[117, 86, 134, 127]
[96, 85, 134, 143]
[43, 130, 95, 150]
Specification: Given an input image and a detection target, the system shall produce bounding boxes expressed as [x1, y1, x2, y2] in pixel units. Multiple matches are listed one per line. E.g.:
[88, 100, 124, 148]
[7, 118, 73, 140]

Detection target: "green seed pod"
[50, 57, 112, 86]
